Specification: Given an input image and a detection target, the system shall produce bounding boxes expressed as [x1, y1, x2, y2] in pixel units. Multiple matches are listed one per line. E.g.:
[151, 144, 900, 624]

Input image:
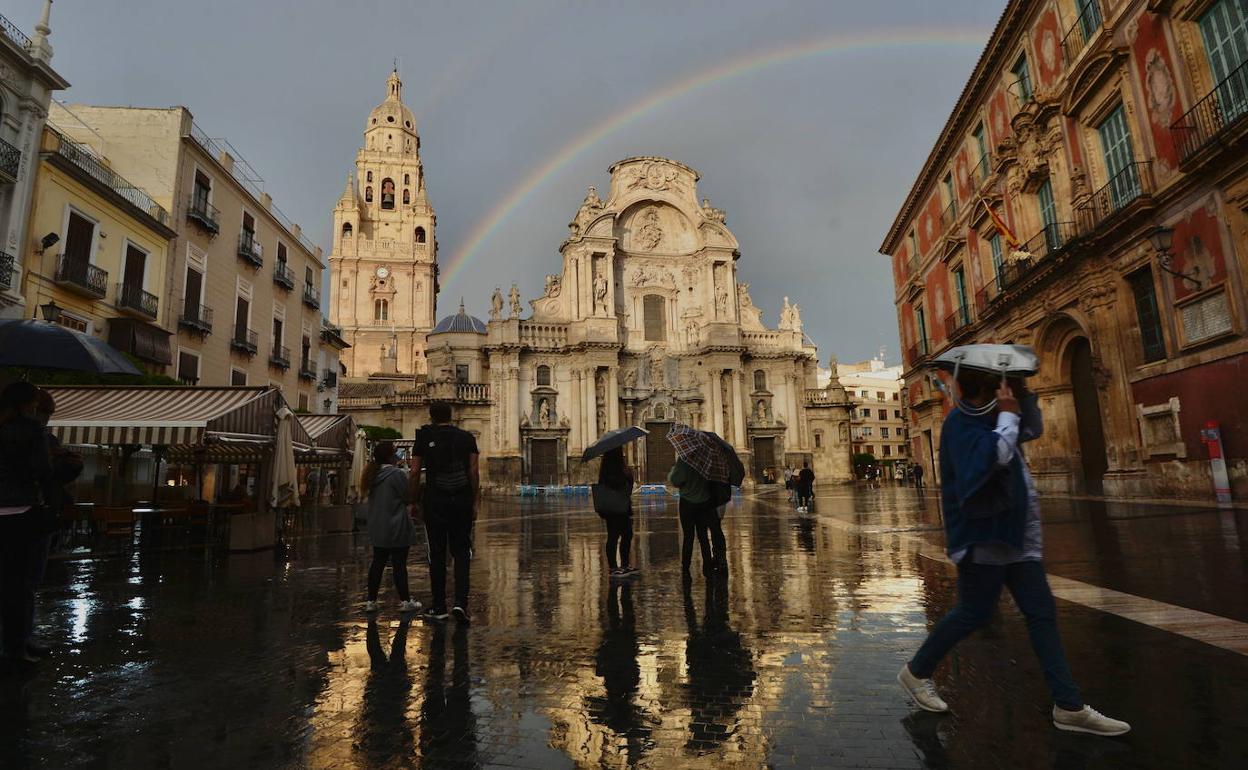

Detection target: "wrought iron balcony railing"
[321, 322, 348, 347]
[187, 194, 220, 234]
[1062, 0, 1102, 66]
[0, 13, 32, 50]
[298, 361, 317, 380]
[321, 369, 338, 388]
[944, 305, 973, 338]
[237, 231, 263, 268]
[53, 136, 168, 223]
[55, 256, 108, 298]
[179, 303, 213, 335]
[941, 197, 958, 231]
[273, 261, 294, 290]
[972, 151, 992, 187]
[1076, 161, 1154, 234]
[302, 283, 320, 309]
[117, 282, 158, 319]
[230, 327, 258, 355]
[906, 339, 929, 367]
[0, 136, 20, 184]
[976, 221, 1079, 316]
[1171, 57, 1248, 164]
[0, 250, 13, 291]
[269, 344, 290, 370]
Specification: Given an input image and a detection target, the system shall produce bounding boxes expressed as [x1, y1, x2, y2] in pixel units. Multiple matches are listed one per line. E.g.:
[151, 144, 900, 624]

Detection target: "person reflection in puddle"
[682, 574, 755, 753]
[419, 621, 477, 764]
[587, 583, 654, 764]
[356, 617, 414, 764]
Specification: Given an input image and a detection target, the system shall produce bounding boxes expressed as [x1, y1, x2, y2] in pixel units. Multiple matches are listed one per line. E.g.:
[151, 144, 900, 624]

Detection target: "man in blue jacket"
[897, 367, 1129, 737]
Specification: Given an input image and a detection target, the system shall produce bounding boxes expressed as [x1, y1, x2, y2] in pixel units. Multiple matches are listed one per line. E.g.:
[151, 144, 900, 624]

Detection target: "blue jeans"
[909, 557, 1083, 711]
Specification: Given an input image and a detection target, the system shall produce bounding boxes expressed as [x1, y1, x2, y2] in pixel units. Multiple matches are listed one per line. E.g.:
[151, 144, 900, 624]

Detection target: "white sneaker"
[1052, 705, 1130, 736]
[398, 600, 422, 613]
[897, 664, 948, 713]
[364, 600, 378, 613]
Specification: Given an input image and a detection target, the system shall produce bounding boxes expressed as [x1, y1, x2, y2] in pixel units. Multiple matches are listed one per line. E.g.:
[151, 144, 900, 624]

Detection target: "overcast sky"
[34, 0, 1003, 365]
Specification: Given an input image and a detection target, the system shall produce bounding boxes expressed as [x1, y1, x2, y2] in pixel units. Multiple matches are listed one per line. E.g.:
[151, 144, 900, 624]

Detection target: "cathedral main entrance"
[529, 439, 560, 485]
[645, 422, 675, 483]
[752, 437, 776, 481]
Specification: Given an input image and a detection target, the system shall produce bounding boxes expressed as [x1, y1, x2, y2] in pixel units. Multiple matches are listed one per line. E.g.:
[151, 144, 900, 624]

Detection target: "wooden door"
[529, 439, 559, 485]
[752, 437, 776, 482]
[645, 422, 675, 483]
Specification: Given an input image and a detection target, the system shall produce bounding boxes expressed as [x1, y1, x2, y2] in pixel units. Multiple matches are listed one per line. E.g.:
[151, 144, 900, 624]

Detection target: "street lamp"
[39, 299, 61, 324]
[1148, 225, 1200, 290]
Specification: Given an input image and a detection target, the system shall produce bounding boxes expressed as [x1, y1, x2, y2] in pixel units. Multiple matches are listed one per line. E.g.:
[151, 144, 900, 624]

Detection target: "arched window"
[374, 299, 388, 321]
[366, 171, 373, 183]
[403, 174, 410, 185]
[381, 179, 395, 209]
[365, 186, 373, 202]
[536, 365, 551, 386]
[753, 370, 767, 391]
[643, 294, 666, 342]
[414, 227, 426, 244]
[402, 189, 410, 204]
[341, 222, 353, 239]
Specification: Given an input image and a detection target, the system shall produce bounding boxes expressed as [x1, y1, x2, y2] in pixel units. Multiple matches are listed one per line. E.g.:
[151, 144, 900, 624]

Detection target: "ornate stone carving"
[509, 283, 522, 317]
[700, 197, 725, 223]
[543, 274, 561, 298]
[625, 160, 679, 192]
[490, 287, 504, 320]
[636, 207, 663, 250]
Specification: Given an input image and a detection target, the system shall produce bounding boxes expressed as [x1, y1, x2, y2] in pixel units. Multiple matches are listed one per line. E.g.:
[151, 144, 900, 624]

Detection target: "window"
[915, 306, 928, 355]
[878, 409, 887, 420]
[234, 295, 250, 339]
[893, 393, 899, 401]
[536, 365, 551, 386]
[381, 179, 395, 209]
[953, 266, 969, 323]
[894, 410, 902, 418]
[183, 266, 203, 318]
[301, 335, 311, 370]
[883, 445, 892, 457]
[973, 123, 989, 176]
[876, 391, 885, 401]
[1077, 0, 1103, 39]
[231, 369, 247, 386]
[177, 350, 199, 385]
[277, 242, 287, 266]
[403, 174, 410, 185]
[122, 243, 147, 292]
[402, 189, 410, 204]
[1037, 178, 1059, 249]
[341, 222, 353, 239]
[643, 294, 666, 341]
[1098, 104, 1140, 209]
[1129, 268, 1166, 363]
[455, 364, 469, 384]
[241, 211, 255, 238]
[63, 210, 95, 268]
[753, 370, 767, 391]
[943, 172, 957, 219]
[1011, 53, 1033, 102]
[814, 432, 822, 449]
[272, 316, 283, 349]
[860, 408, 871, 419]
[193, 170, 211, 209]
[374, 298, 388, 321]
[414, 227, 426, 244]
[305, 265, 314, 286]
[1200, 0, 1248, 123]
[989, 234, 1004, 289]
[366, 171, 373, 183]
[365, 186, 373, 202]
[298, 393, 309, 412]
[881, 427, 890, 438]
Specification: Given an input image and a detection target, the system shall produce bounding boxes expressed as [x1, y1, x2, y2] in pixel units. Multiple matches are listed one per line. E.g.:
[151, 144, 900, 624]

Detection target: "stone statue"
[509, 283, 522, 317]
[649, 356, 665, 389]
[622, 365, 637, 389]
[716, 287, 729, 318]
[700, 197, 725, 223]
[828, 353, 839, 374]
[490, 287, 504, 320]
[538, 399, 550, 428]
[789, 300, 803, 333]
[593, 274, 608, 314]
[636, 208, 663, 251]
[544, 274, 561, 298]
[582, 185, 602, 208]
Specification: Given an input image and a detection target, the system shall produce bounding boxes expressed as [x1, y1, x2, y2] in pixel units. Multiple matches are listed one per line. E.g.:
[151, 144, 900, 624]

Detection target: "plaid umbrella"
[667, 422, 730, 483]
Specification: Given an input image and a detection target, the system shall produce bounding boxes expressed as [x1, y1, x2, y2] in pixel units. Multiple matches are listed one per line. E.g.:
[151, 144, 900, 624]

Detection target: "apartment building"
[838, 358, 909, 476]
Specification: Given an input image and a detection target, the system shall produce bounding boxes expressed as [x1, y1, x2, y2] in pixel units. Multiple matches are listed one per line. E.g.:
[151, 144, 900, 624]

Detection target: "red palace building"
[880, 0, 1248, 501]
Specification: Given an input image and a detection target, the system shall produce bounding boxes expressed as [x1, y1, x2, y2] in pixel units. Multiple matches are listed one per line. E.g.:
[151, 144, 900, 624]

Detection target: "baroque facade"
[341, 157, 854, 486]
[329, 70, 438, 379]
[880, 0, 1248, 500]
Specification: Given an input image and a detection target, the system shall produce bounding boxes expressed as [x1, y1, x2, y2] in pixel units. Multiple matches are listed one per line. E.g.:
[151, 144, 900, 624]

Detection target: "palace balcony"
[0, 136, 20, 185]
[116, 282, 158, 320]
[427, 381, 491, 403]
[298, 361, 317, 381]
[273, 262, 294, 291]
[321, 322, 349, 349]
[187, 195, 220, 234]
[1075, 161, 1155, 239]
[237, 231, 263, 268]
[0, 251, 13, 291]
[269, 344, 290, 370]
[179, 304, 213, 336]
[230, 327, 258, 356]
[944, 304, 974, 340]
[55, 256, 108, 299]
[1171, 57, 1248, 168]
[971, 151, 993, 189]
[519, 322, 569, 350]
[906, 339, 930, 368]
[302, 283, 320, 310]
[321, 369, 338, 389]
[940, 197, 959, 233]
[52, 136, 169, 224]
[975, 221, 1079, 320]
[1061, 0, 1103, 67]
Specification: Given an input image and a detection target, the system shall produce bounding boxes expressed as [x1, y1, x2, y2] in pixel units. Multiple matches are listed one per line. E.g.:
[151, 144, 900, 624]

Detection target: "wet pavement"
[2, 486, 1247, 769]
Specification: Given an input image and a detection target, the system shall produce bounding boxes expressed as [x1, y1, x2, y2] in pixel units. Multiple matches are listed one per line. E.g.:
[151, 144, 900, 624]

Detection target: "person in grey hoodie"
[362, 442, 421, 613]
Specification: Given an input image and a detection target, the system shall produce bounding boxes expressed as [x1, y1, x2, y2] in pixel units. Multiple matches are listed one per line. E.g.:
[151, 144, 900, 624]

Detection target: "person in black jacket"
[0, 381, 54, 663]
[596, 448, 636, 578]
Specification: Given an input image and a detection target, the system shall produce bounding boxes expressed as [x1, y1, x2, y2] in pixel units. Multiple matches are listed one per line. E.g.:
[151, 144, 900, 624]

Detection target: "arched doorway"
[1068, 337, 1107, 494]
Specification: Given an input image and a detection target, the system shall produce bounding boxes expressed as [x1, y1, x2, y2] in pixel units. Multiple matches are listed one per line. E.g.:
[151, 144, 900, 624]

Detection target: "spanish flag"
[980, 197, 1020, 250]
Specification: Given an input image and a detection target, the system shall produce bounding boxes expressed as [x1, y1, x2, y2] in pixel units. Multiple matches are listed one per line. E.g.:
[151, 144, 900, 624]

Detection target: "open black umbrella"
[703, 431, 745, 487]
[582, 426, 648, 462]
[0, 320, 140, 375]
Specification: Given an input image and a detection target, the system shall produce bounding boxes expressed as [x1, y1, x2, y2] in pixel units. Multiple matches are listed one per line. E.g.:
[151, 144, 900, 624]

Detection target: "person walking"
[361, 441, 421, 614]
[668, 457, 716, 579]
[897, 368, 1130, 736]
[594, 447, 636, 578]
[913, 462, 925, 490]
[411, 402, 479, 624]
[0, 382, 54, 664]
[795, 462, 815, 512]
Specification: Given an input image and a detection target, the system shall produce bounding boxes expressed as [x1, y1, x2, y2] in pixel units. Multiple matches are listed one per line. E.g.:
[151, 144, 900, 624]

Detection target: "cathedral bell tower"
[329, 69, 438, 379]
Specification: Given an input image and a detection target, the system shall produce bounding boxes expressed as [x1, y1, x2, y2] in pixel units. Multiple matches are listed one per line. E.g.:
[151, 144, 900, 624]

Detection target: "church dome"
[366, 70, 418, 135]
[432, 301, 487, 335]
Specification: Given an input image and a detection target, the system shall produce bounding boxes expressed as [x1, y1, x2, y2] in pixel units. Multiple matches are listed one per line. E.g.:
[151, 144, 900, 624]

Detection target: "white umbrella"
[269, 406, 301, 509]
[348, 428, 368, 503]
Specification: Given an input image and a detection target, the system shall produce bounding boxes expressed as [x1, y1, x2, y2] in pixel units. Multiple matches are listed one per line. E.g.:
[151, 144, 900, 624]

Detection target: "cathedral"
[333, 75, 852, 485]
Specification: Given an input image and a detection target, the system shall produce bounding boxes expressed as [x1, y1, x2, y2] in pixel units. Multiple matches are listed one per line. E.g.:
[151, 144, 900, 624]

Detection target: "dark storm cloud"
[38, 0, 1002, 364]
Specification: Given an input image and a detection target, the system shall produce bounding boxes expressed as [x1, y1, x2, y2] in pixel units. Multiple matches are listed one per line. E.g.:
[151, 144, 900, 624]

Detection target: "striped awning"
[299, 414, 356, 452]
[46, 386, 311, 451]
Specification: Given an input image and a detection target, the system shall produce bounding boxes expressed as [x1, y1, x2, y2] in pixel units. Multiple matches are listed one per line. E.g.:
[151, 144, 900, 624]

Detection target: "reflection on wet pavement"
[1, 486, 1246, 768]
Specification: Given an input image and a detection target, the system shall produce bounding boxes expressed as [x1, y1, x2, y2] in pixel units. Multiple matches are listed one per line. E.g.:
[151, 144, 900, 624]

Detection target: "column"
[731, 370, 746, 447]
[710, 371, 724, 436]
[584, 368, 596, 442]
[607, 368, 620, 430]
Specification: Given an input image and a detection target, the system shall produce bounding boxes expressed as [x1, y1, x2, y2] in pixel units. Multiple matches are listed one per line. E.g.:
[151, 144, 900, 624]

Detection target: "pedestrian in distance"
[0, 381, 54, 665]
[913, 462, 925, 490]
[795, 462, 815, 512]
[897, 366, 1130, 736]
[668, 457, 717, 579]
[783, 466, 795, 503]
[360, 441, 422, 615]
[594, 447, 637, 578]
[411, 402, 480, 624]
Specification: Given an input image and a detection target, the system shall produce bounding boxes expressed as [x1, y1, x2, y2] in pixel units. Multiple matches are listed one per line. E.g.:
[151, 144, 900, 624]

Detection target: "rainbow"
[440, 25, 987, 290]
